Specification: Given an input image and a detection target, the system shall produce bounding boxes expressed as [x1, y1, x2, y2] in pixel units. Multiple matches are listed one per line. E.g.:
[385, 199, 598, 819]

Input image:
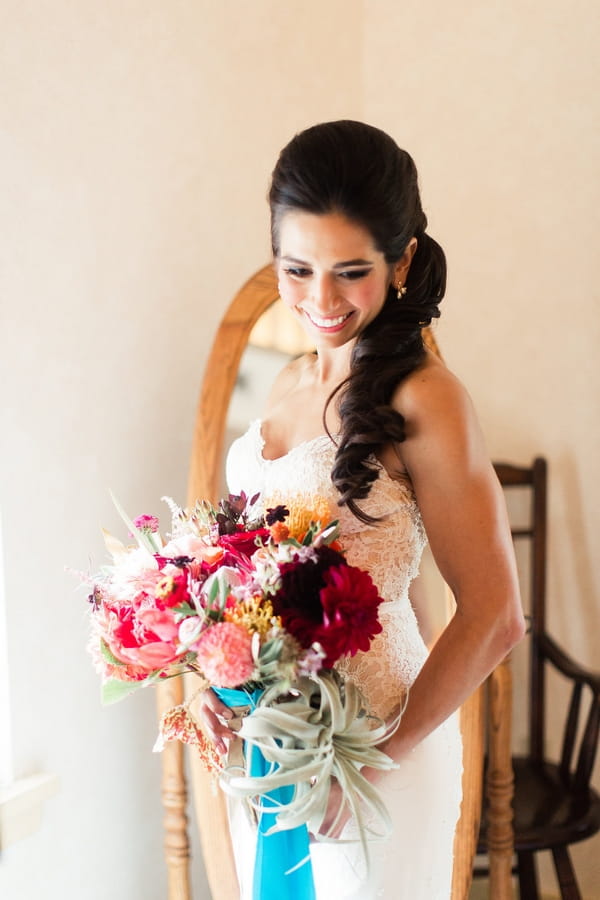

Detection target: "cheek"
[355, 281, 388, 313]
[278, 278, 304, 310]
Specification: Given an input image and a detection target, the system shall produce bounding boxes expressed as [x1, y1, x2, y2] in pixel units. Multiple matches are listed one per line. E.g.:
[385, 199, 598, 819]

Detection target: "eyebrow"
[281, 256, 374, 268]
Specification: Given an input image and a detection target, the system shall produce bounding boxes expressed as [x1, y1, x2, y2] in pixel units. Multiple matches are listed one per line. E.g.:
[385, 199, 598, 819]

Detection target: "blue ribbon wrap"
[213, 687, 316, 900]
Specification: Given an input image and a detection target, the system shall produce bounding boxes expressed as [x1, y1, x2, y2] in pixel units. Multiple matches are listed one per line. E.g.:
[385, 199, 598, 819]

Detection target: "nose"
[310, 274, 339, 312]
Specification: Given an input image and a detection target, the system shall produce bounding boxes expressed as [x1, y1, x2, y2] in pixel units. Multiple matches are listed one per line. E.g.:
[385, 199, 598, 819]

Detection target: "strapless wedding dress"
[225, 420, 463, 899]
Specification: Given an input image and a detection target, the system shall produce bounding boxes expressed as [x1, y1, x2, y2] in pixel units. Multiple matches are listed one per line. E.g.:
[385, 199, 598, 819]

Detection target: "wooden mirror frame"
[158, 263, 488, 900]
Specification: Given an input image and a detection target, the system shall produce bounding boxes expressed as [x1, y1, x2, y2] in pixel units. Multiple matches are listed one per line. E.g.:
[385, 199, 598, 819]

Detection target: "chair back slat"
[493, 458, 547, 764]
[560, 681, 583, 782]
[574, 687, 600, 792]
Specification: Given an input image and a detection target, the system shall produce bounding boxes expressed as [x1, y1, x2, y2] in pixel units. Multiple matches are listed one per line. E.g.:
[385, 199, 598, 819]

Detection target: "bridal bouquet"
[83, 491, 400, 891]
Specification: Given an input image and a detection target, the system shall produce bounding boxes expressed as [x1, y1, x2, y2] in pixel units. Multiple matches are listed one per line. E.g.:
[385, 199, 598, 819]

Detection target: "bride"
[199, 120, 525, 899]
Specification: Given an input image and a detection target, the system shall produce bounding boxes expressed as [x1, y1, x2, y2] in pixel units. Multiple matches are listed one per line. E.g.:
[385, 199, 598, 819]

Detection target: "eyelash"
[283, 268, 371, 281]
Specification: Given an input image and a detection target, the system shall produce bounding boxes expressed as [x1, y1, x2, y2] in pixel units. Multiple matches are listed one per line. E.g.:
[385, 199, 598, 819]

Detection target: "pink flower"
[136, 607, 179, 642]
[154, 570, 191, 609]
[193, 622, 255, 688]
[100, 597, 183, 672]
[133, 514, 160, 533]
[161, 534, 224, 568]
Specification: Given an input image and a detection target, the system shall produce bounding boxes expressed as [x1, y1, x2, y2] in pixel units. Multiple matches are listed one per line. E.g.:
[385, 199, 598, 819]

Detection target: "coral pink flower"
[101, 599, 182, 671]
[193, 622, 255, 688]
[136, 607, 179, 642]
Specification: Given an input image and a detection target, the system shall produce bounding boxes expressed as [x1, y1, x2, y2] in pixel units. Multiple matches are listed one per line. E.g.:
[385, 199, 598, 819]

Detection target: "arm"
[374, 360, 525, 767]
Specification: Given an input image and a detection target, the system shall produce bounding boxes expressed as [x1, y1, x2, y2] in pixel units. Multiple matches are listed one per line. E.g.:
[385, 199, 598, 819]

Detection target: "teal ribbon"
[213, 687, 316, 900]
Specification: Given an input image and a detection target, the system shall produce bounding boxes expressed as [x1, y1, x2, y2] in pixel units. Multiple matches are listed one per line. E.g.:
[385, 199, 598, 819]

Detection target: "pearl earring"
[397, 283, 407, 299]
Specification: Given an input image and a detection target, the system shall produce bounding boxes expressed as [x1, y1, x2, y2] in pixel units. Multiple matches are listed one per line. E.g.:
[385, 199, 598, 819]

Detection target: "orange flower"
[263, 493, 333, 541]
[269, 521, 290, 543]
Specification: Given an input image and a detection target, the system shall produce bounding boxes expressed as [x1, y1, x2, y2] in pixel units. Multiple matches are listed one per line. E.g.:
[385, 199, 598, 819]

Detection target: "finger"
[197, 698, 235, 756]
[202, 688, 234, 719]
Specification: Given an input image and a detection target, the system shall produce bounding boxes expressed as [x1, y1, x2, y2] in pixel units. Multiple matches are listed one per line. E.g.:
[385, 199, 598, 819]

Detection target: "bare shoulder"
[264, 352, 317, 412]
[391, 351, 489, 481]
[393, 352, 473, 427]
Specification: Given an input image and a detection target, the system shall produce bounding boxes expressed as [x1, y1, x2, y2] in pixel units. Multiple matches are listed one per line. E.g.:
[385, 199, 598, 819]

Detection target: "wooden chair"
[476, 458, 600, 899]
[157, 263, 487, 900]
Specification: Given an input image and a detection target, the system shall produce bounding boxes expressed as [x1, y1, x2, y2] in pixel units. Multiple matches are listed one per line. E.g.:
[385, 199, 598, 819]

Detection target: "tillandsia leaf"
[258, 637, 284, 664]
[109, 490, 158, 555]
[219, 670, 403, 875]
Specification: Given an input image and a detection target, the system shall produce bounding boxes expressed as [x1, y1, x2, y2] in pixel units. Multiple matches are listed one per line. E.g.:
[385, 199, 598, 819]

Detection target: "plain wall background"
[1, 1, 598, 898]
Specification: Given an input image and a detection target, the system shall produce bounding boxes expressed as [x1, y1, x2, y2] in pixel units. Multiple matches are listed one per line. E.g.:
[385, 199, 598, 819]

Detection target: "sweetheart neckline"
[250, 419, 418, 504]
[254, 419, 337, 463]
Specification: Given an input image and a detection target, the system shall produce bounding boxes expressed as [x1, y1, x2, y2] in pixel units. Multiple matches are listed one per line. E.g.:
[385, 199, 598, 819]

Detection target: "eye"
[283, 267, 312, 279]
[338, 268, 372, 280]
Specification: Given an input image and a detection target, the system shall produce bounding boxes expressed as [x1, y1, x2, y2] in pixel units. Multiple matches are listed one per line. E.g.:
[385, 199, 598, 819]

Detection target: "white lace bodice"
[226, 419, 430, 719]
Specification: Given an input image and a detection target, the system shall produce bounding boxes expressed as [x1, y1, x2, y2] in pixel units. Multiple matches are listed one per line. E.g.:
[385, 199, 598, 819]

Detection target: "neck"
[313, 341, 354, 387]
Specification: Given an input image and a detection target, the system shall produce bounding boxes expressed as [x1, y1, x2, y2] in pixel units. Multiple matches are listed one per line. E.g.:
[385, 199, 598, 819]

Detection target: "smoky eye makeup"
[337, 268, 372, 280]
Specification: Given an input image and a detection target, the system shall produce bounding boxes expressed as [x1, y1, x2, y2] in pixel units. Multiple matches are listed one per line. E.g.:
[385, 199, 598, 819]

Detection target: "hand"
[196, 688, 236, 757]
[317, 778, 351, 839]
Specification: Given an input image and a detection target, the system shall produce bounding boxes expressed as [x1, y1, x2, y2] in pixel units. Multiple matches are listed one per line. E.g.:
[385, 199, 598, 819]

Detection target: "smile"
[304, 311, 353, 329]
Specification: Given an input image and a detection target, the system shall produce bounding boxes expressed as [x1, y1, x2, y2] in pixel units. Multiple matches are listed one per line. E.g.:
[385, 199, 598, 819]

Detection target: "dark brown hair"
[269, 120, 446, 523]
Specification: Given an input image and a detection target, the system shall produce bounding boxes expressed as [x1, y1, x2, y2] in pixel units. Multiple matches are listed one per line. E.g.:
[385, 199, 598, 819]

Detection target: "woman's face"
[275, 210, 407, 349]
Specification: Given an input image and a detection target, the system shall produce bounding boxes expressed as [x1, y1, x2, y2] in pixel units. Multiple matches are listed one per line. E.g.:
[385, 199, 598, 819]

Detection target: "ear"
[393, 237, 418, 285]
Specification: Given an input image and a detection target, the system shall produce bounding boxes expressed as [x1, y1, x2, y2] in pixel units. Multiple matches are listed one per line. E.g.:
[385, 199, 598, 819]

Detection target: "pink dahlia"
[193, 622, 255, 688]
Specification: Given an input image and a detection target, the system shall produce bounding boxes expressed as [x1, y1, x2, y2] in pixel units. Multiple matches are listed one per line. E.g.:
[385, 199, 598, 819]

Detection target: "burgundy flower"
[312, 565, 383, 666]
[266, 505, 289, 526]
[271, 547, 383, 668]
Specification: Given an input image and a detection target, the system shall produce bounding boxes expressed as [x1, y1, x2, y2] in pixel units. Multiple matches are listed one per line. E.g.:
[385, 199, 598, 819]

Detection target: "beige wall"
[1, 2, 597, 898]
[1, 3, 363, 898]
[364, 4, 599, 896]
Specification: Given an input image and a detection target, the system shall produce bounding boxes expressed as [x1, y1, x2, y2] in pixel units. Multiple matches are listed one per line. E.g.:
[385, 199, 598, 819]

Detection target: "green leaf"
[100, 639, 126, 667]
[208, 577, 219, 604]
[172, 602, 198, 621]
[109, 490, 157, 555]
[101, 670, 162, 705]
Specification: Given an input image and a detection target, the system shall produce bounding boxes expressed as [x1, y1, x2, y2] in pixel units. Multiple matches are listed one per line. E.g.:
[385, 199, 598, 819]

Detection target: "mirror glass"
[225, 299, 315, 466]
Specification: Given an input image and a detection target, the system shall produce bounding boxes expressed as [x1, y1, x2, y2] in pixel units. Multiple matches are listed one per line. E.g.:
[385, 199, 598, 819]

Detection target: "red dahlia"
[271, 547, 383, 668]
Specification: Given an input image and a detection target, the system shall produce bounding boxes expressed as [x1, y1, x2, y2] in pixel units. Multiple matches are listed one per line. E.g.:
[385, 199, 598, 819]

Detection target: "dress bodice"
[226, 420, 430, 719]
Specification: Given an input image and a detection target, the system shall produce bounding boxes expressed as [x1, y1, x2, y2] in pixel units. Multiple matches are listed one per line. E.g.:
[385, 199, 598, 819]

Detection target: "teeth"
[307, 312, 351, 328]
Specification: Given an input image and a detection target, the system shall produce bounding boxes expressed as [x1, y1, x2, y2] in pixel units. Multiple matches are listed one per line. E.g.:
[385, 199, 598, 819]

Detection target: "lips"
[304, 310, 354, 331]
